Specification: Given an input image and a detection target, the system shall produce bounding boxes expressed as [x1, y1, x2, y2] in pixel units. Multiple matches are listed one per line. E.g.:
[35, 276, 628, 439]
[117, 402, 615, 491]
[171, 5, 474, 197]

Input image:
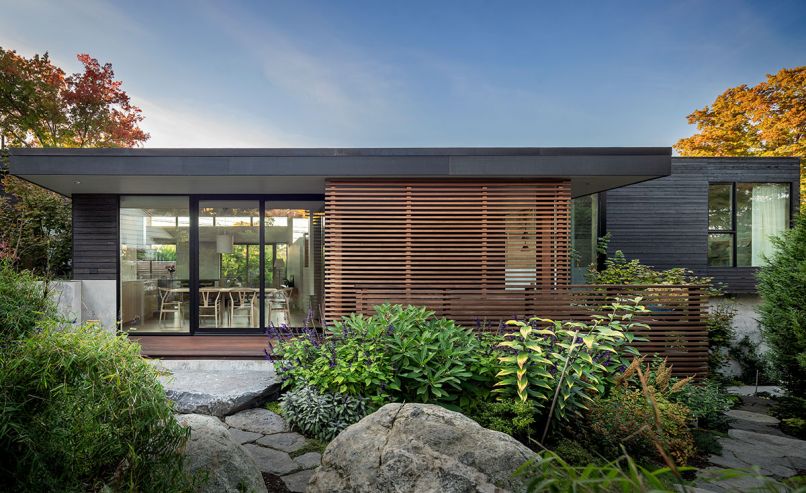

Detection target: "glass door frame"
[190, 194, 323, 335]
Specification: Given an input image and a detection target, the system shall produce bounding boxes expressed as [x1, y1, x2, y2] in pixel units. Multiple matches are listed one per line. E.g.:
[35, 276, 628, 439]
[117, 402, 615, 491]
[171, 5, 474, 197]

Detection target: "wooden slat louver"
[324, 180, 572, 323]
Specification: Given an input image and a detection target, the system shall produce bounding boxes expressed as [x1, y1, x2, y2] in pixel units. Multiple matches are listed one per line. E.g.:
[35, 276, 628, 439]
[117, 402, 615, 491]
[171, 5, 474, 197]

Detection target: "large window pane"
[264, 207, 321, 327]
[199, 201, 260, 328]
[708, 184, 733, 231]
[736, 183, 790, 267]
[120, 196, 189, 333]
[571, 194, 598, 283]
[708, 233, 734, 267]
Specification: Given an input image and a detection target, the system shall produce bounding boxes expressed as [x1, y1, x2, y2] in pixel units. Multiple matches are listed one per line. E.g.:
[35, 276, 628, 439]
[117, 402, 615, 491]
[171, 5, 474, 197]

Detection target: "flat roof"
[8, 147, 672, 198]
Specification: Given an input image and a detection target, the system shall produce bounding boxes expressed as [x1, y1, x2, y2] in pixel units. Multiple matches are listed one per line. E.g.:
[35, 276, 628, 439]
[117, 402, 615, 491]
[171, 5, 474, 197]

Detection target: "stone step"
[152, 359, 280, 417]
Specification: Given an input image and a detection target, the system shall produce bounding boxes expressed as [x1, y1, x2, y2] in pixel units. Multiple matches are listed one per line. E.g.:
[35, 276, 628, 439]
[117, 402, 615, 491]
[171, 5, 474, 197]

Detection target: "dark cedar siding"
[72, 194, 119, 280]
[605, 157, 800, 293]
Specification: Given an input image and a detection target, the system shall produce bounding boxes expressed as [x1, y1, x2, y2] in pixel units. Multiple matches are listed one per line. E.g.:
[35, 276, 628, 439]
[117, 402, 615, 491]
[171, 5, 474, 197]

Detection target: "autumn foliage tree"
[0, 48, 148, 276]
[674, 66, 805, 209]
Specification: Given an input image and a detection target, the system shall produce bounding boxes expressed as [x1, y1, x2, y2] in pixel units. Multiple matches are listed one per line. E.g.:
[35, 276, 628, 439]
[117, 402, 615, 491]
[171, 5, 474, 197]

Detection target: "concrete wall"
[47, 281, 82, 324]
[711, 294, 766, 377]
[48, 279, 118, 333]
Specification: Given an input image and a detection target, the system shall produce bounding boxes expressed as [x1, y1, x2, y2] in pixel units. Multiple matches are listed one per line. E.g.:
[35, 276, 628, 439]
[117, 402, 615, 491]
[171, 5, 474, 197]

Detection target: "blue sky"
[1, 0, 804, 148]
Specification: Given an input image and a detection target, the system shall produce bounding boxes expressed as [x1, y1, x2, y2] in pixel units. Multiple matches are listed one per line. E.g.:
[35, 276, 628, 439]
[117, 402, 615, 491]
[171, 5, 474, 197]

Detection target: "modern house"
[590, 156, 801, 352]
[7, 147, 799, 368]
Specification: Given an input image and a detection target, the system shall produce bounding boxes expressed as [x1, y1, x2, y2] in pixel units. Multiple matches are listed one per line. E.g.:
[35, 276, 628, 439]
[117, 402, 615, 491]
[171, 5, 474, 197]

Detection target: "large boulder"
[177, 413, 268, 493]
[156, 360, 279, 417]
[308, 403, 535, 493]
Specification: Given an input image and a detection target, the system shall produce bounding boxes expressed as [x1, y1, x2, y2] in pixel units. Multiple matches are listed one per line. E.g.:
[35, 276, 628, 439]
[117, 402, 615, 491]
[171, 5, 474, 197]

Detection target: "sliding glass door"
[197, 200, 261, 330]
[121, 195, 323, 334]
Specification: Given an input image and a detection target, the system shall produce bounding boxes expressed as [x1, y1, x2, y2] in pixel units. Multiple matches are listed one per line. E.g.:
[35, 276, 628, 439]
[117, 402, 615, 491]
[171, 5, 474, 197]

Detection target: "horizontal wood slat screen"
[325, 179, 572, 323]
[355, 284, 709, 378]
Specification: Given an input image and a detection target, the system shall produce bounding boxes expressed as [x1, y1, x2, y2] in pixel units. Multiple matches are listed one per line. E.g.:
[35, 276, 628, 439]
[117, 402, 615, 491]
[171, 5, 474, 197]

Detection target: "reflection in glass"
[708, 184, 733, 231]
[571, 194, 598, 283]
[198, 201, 260, 328]
[264, 208, 316, 327]
[120, 196, 190, 333]
[707, 233, 734, 267]
[736, 183, 790, 267]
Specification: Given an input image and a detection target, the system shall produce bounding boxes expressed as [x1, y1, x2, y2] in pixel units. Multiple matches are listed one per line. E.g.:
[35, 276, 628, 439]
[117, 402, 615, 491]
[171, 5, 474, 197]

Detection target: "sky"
[1, 0, 804, 148]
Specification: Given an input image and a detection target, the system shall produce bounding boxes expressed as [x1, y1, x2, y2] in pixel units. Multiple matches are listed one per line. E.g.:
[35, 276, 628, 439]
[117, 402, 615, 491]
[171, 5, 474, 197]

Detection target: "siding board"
[606, 158, 800, 293]
[72, 194, 118, 280]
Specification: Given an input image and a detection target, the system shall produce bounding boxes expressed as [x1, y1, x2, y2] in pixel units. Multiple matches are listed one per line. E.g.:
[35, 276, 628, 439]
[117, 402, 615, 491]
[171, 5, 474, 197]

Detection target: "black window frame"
[118, 193, 324, 336]
[707, 182, 792, 268]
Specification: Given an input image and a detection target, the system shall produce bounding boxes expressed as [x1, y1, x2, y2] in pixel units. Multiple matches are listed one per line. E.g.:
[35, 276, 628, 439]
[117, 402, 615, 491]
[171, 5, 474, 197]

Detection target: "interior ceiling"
[19, 174, 658, 199]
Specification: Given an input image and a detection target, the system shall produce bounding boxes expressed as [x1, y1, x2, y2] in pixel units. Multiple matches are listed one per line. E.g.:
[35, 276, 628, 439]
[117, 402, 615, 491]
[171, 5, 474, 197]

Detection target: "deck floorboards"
[130, 335, 268, 358]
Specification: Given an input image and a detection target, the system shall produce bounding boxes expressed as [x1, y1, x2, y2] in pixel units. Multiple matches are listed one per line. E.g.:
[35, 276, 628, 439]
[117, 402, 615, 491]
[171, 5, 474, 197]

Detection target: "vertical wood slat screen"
[324, 180, 571, 323]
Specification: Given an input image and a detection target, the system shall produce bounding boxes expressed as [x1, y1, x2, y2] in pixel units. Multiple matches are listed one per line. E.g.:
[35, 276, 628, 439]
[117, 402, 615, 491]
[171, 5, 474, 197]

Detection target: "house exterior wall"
[72, 194, 119, 280]
[324, 179, 572, 325]
[605, 157, 800, 293]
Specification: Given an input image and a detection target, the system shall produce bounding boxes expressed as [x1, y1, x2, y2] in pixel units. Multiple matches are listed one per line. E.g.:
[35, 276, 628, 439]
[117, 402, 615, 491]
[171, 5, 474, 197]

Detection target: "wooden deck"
[130, 335, 268, 359]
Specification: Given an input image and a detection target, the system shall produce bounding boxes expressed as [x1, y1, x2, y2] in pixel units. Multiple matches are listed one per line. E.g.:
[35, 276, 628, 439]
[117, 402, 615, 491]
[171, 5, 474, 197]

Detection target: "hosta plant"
[494, 299, 647, 425]
[280, 385, 369, 442]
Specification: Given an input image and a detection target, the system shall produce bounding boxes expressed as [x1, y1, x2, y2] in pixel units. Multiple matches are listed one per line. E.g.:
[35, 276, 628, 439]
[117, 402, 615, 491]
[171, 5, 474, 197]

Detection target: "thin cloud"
[196, 1, 403, 131]
[135, 96, 311, 148]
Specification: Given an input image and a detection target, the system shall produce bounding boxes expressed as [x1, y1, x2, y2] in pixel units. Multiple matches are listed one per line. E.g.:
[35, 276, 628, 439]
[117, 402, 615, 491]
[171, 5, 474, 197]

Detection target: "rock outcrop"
[177, 413, 267, 493]
[308, 403, 536, 493]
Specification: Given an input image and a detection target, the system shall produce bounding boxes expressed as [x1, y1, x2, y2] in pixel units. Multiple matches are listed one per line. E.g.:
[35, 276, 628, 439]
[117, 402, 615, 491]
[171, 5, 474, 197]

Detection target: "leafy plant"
[0, 260, 56, 342]
[586, 250, 718, 294]
[551, 439, 601, 466]
[706, 301, 736, 374]
[494, 299, 647, 436]
[0, 177, 73, 278]
[729, 335, 773, 385]
[670, 380, 735, 431]
[757, 213, 806, 395]
[0, 323, 191, 492]
[586, 388, 696, 466]
[516, 451, 687, 493]
[466, 399, 538, 444]
[280, 386, 369, 442]
[269, 304, 499, 407]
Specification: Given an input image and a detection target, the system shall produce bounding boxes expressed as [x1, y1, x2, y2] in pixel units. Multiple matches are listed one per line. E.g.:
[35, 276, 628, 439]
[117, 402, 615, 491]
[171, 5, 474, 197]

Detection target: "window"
[120, 196, 190, 333]
[707, 183, 790, 267]
[571, 194, 599, 283]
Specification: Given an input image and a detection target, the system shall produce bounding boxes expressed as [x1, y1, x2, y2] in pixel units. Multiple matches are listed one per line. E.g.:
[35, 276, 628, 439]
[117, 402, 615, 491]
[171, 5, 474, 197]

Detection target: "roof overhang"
[7, 147, 671, 198]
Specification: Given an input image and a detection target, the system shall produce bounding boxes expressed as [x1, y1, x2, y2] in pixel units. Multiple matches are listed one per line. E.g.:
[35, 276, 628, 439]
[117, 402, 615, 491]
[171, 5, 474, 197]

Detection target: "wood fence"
[354, 284, 709, 378]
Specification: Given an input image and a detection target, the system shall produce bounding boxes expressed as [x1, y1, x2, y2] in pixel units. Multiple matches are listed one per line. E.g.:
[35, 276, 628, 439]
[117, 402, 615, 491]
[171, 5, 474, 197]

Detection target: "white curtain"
[751, 184, 788, 266]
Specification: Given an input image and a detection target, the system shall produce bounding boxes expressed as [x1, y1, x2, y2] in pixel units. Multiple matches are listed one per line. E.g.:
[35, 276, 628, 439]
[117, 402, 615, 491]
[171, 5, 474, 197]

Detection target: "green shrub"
[0, 261, 56, 342]
[270, 304, 499, 407]
[516, 451, 685, 492]
[586, 389, 696, 466]
[781, 418, 806, 440]
[586, 250, 716, 291]
[0, 323, 190, 492]
[466, 399, 538, 444]
[729, 335, 774, 385]
[706, 301, 736, 374]
[669, 380, 734, 431]
[551, 439, 600, 466]
[757, 213, 806, 395]
[494, 299, 646, 423]
[691, 429, 724, 456]
[280, 385, 369, 442]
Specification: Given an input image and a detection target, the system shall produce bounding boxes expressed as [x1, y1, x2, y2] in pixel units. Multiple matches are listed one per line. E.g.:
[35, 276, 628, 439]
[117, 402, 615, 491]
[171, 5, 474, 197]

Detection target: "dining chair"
[267, 288, 291, 325]
[158, 287, 182, 327]
[199, 288, 221, 327]
[230, 289, 257, 327]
